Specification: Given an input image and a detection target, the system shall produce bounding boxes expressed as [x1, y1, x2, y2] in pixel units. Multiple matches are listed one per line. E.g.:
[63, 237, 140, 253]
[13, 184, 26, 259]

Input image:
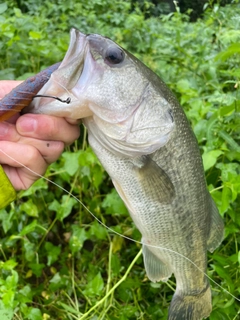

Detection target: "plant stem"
[79, 248, 142, 320]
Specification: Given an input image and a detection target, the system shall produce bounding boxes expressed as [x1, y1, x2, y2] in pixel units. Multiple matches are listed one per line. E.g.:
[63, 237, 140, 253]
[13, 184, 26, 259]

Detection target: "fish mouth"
[27, 28, 93, 119]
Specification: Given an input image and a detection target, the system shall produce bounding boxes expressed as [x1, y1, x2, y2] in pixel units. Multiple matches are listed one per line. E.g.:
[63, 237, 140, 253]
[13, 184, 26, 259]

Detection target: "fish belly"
[86, 121, 221, 320]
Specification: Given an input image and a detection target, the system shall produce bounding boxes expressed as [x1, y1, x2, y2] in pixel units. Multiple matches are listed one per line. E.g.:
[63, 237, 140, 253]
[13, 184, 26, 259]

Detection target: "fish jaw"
[27, 28, 93, 119]
[29, 28, 174, 156]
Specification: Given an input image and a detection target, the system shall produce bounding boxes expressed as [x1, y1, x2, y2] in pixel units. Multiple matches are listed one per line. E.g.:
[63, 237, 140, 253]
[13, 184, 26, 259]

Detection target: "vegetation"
[0, 0, 239, 319]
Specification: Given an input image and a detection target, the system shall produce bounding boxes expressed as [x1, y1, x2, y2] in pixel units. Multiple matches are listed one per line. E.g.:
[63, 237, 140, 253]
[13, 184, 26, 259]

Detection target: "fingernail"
[0, 123, 9, 136]
[18, 117, 37, 133]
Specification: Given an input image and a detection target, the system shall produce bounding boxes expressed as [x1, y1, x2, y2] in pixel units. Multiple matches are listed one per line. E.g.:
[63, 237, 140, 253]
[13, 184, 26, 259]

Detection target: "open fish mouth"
[27, 28, 93, 119]
[28, 28, 153, 125]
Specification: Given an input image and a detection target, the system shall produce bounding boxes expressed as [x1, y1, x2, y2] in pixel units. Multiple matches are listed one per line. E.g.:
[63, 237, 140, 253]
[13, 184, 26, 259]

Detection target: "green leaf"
[13, 7, 22, 17]
[102, 189, 128, 215]
[220, 185, 232, 214]
[5, 271, 18, 293]
[83, 272, 104, 297]
[112, 235, 124, 253]
[29, 31, 42, 40]
[0, 259, 18, 271]
[111, 254, 121, 276]
[0, 3, 8, 14]
[26, 307, 42, 320]
[0, 209, 12, 233]
[2, 290, 15, 308]
[215, 43, 240, 61]
[0, 301, 13, 320]
[45, 242, 61, 266]
[89, 220, 107, 240]
[49, 272, 69, 290]
[28, 263, 45, 277]
[213, 265, 234, 291]
[19, 179, 48, 197]
[56, 196, 77, 221]
[218, 130, 240, 152]
[20, 199, 39, 217]
[92, 165, 104, 189]
[49, 272, 61, 287]
[69, 225, 87, 254]
[218, 104, 235, 117]
[176, 79, 191, 91]
[202, 150, 223, 171]
[62, 151, 82, 176]
[23, 241, 36, 262]
[16, 285, 32, 303]
[48, 199, 60, 212]
[19, 220, 38, 236]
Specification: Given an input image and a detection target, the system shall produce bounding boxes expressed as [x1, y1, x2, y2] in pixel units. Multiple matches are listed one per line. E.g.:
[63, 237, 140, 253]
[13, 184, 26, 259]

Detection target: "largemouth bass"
[28, 28, 224, 320]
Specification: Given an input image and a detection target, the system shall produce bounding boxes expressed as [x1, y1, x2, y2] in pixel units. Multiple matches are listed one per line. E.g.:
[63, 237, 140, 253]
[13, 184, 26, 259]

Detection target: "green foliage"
[0, 1, 240, 319]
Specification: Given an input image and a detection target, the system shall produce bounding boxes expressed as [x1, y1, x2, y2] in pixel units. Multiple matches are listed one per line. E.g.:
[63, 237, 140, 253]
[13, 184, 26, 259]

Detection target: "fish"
[27, 28, 224, 320]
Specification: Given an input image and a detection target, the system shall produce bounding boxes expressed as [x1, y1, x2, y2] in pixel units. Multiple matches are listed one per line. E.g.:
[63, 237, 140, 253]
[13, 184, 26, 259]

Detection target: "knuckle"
[48, 118, 61, 137]
[44, 141, 65, 164]
[36, 116, 80, 144]
[65, 126, 81, 145]
[24, 146, 41, 166]
[36, 115, 60, 138]
[53, 141, 65, 154]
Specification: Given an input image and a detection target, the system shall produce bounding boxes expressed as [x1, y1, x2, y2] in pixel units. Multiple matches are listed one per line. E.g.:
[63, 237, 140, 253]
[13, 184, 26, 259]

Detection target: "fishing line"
[0, 74, 77, 114]
[0, 148, 239, 303]
[41, 74, 78, 104]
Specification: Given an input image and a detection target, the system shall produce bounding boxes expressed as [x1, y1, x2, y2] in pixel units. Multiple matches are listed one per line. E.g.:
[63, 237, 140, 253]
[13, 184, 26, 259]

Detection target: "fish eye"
[105, 46, 125, 65]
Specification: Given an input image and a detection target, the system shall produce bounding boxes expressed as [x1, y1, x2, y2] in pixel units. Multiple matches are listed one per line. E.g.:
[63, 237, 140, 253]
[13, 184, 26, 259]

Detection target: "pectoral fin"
[134, 156, 175, 204]
[207, 196, 224, 252]
[142, 243, 172, 282]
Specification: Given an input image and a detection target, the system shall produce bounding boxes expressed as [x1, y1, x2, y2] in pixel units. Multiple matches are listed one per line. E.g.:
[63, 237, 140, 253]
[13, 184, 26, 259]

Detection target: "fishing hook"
[33, 94, 71, 104]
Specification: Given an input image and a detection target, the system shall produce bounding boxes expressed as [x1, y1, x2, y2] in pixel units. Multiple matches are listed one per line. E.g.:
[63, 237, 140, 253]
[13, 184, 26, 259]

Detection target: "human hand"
[0, 81, 80, 190]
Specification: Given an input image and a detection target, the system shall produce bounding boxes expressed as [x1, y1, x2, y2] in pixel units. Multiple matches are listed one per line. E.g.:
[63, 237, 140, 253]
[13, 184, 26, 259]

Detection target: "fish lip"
[59, 28, 88, 88]
[65, 28, 87, 64]
[26, 28, 90, 117]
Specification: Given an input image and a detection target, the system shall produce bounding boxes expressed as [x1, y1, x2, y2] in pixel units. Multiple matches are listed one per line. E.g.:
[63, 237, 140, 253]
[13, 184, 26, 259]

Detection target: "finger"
[0, 141, 45, 169]
[0, 122, 17, 141]
[0, 122, 64, 163]
[19, 139, 65, 164]
[16, 114, 80, 145]
[0, 141, 47, 190]
[0, 121, 26, 141]
[0, 80, 23, 99]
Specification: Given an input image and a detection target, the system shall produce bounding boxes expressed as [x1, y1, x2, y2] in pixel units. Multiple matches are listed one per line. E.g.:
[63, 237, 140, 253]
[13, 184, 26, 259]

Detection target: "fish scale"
[86, 116, 211, 299]
[28, 28, 224, 320]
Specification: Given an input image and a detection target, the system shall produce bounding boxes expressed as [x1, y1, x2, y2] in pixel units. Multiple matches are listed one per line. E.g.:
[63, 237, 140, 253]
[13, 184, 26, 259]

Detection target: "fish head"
[29, 28, 175, 156]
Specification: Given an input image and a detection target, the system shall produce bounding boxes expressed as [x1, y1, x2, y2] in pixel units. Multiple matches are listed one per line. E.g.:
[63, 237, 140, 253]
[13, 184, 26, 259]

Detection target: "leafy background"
[0, 0, 239, 319]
